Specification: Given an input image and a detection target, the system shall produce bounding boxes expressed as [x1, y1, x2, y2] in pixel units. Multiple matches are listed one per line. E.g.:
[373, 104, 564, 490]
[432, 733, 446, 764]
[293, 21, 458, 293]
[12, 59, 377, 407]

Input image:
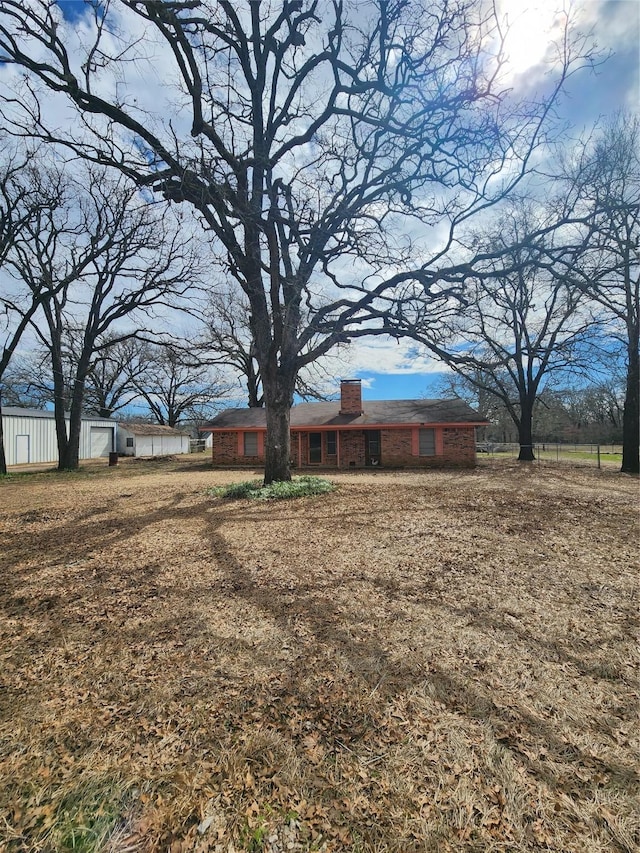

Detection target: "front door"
[365, 430, 381, 466]
[309, 432, 322, 464]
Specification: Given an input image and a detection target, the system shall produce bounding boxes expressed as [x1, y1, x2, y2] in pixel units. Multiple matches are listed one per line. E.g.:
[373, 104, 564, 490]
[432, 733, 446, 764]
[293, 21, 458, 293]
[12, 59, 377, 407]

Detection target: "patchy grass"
[536, 449, 624, 465]
[210, 475, 335, 502]
[15, 772, 134, 853]
[0, 458, 638, 852]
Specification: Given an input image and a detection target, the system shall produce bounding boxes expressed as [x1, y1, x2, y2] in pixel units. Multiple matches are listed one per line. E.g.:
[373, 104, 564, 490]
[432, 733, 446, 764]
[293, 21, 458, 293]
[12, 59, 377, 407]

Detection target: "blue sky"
[339, 0, 640, 402]
[3, 1, 639, 408]
[359, 371, 442, 400]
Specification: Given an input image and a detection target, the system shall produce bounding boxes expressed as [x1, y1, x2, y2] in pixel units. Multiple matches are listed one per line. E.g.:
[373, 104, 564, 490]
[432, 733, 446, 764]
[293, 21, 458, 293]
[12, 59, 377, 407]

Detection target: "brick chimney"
[340, 379, 363, 415]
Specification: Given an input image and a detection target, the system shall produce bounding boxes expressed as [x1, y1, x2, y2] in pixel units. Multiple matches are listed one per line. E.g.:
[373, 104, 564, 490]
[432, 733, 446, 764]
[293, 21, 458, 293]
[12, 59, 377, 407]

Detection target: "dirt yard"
[0, 457, 638, 852]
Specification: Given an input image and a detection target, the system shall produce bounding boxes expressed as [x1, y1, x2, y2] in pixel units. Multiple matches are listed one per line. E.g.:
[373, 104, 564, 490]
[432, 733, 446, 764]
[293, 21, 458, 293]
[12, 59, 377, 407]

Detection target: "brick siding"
[340, 381, 363, 415]
[338, 429, 366, 467]
[212, 425, 477, 467]
[380, 428, 413, 466]
[212, 431, 263, 465]
[380, 427, 473, 468]
[441, 427, 476, 466]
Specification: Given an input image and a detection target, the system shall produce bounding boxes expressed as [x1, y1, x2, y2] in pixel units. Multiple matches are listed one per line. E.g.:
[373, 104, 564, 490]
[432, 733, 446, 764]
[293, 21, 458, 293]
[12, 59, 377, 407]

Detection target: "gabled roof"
[2, 406, 58, 419]
[120, 423, 186, 436]
[204, 398, 488, 430]
[1, 406, 112, 423]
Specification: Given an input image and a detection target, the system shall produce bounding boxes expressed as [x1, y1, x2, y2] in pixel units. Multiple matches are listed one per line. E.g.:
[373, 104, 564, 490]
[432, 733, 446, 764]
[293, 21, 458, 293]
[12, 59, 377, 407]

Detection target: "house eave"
[202, 420, 489, 432]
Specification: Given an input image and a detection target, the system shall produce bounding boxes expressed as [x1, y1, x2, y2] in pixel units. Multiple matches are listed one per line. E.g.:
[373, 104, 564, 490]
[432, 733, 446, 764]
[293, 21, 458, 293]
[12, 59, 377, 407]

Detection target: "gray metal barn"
[1, 407, 117, 466]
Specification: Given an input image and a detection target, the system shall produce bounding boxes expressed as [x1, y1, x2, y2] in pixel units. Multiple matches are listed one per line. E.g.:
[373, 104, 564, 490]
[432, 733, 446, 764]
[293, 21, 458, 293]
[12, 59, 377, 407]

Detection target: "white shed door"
[90, 427, 113, 458]
[15, 434, 30, 464]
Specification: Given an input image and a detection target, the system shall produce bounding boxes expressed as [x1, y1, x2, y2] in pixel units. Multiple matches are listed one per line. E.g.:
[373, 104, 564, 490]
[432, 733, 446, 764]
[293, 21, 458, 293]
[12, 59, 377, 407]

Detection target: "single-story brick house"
[203, 380, 488, 469]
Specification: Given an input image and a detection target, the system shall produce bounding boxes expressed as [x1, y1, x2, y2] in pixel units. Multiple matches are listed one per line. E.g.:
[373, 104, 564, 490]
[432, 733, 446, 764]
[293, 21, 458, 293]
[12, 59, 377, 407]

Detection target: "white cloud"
[336, 336, 445, 376]
[496, 1, 569, 81]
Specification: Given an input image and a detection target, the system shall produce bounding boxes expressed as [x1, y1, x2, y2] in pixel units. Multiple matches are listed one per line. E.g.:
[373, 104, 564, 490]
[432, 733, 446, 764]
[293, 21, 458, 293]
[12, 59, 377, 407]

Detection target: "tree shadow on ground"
[1, 481, 638, 829]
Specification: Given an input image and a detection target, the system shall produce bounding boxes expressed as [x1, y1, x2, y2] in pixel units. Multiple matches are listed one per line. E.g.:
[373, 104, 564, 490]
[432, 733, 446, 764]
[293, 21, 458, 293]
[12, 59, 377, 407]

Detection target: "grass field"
[479, 445, 624, 467]
[1, 457, 638, 852]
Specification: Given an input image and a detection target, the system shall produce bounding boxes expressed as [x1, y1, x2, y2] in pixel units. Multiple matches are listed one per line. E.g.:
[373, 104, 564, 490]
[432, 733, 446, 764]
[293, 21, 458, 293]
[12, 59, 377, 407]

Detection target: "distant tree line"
[441, 375, 625, 446]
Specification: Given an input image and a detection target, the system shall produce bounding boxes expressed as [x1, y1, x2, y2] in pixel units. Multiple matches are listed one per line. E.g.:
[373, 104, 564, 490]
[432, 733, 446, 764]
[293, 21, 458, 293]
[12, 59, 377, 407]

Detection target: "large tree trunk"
[263, 375, 295, 484]
[53, 395, 70, 470]
[58, 354, 91, 471]
[517, 397, 536, 462]
[247, 360, 263, 408]
[621, 327, 639, 474]
[59, 404, 82, 470]
[51, 358, 73, 470]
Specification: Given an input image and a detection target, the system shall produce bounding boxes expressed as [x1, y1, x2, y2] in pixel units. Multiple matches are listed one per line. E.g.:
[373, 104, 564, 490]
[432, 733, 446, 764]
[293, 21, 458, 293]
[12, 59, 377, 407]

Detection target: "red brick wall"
[380, 427, 475, 468]
[380, 429, 413, 465]
[441, 427, 476, 466]
[340, 381, 363, 415]
[339, 429, 366, 467]
[211, 431, 263, 465]
[212, 426, 477, 467]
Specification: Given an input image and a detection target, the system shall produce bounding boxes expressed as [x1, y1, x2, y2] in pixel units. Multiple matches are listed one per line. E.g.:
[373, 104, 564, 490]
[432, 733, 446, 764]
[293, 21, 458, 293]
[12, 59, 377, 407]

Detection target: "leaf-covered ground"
[0, 457, 638, 852]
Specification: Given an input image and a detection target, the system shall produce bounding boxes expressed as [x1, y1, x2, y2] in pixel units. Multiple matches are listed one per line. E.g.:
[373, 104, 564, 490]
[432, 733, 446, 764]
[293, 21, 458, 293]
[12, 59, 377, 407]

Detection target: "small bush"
[209, 475, 334, 501]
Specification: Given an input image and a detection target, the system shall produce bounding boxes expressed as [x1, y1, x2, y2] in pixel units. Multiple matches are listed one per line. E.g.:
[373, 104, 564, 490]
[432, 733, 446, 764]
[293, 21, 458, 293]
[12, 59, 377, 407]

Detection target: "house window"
[126, 437, 134, 447]
[309, 432, 322, 463]
[244, 432, 258, 456]
[326, 431, 337, 455]
[419, 428, 436, 456]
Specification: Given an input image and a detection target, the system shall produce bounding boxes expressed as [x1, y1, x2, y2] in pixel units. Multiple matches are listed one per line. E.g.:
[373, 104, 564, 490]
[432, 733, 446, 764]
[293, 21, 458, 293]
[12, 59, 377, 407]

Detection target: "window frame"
[243, 431, 258, 456]
[418, 427, 436, 457]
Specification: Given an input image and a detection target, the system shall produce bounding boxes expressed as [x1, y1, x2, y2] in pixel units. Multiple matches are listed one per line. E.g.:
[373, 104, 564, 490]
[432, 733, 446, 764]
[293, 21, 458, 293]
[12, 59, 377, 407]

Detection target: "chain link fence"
[477, 443, 624, 468]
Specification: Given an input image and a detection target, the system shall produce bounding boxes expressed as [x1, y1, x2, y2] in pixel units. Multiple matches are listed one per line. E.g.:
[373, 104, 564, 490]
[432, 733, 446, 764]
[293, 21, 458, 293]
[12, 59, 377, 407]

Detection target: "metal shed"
[116, 423, 190, 457]
[1, 407, 117, 466]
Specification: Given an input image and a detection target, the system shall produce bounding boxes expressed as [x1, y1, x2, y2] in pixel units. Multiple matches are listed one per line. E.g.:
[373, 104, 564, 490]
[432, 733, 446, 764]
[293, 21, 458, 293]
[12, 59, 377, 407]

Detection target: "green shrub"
[209, 475, 334, 502]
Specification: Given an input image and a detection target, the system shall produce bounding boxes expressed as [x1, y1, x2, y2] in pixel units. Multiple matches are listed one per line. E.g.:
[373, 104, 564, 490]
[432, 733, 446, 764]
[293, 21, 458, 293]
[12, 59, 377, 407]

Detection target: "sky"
[1, 0, 639, 408]
[342, 0, 640, 401]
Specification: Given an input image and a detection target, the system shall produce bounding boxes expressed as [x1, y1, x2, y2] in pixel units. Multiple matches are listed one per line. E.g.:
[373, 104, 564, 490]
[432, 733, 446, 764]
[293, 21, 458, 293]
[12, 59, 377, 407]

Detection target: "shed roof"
[1, 406, 113, 424]
[2, 406, 57, 419]
[204, 398, 487, 430]
[121, 423, 187, 437]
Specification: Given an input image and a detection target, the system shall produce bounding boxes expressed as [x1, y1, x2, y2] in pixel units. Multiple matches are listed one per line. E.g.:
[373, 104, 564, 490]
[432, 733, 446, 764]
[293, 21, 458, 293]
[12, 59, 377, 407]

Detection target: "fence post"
[597, 445, 601, 469]
[556, 444, 559, 462]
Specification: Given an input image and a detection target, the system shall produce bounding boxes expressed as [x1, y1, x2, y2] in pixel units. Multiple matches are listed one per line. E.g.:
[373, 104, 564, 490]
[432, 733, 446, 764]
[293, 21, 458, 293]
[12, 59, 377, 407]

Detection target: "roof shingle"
[204, 398, 487, 430]
[121, 423, 187, 436]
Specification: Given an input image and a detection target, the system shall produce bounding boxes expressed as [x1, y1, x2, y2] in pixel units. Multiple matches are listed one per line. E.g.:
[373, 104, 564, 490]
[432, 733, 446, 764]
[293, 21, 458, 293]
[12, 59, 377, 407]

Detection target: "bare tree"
[7, 331, 145, 417]
[551, 382, 624, 445]
[128, 342, 229, 427]
[0, 153, 108, 473]
[0, 0, 597, 481]
[204, 284, 342, 406]
[560, 114, 640, 473]
[204, 286, 264, 407]
[435, 370, 516, 442]
[8, 164, 201, 469]
[0, 358, 50, 409]
[0, 346, 72, 410]
[1, 143, 50, 473]
[84, 336, 146, 418]
[391, 202, 600, 460]
[438, 370, 625, 446]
